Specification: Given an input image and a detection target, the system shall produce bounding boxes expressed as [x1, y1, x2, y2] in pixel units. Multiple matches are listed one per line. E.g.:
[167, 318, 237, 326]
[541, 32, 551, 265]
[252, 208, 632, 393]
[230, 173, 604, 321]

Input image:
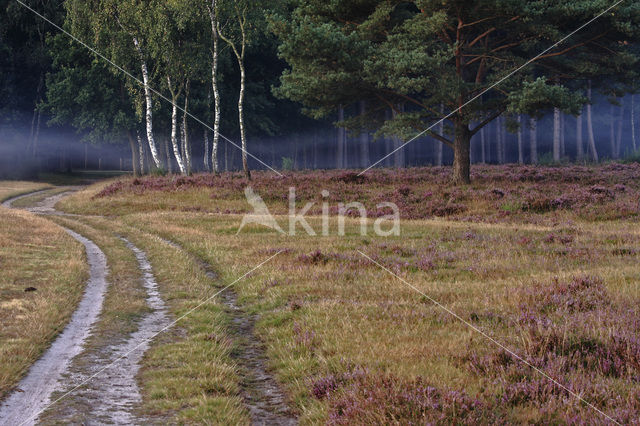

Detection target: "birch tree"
[208, 0, 222, 173]
[218, 0, 252, 179]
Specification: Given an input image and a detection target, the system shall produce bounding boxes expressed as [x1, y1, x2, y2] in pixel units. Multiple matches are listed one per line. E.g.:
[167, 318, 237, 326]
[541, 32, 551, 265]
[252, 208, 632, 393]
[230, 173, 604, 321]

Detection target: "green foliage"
[272, 0, 640, 143]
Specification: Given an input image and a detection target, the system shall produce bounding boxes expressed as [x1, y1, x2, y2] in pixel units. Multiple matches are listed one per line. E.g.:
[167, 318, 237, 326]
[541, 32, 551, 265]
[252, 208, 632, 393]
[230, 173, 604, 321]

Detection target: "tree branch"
[470, 108, 505, 136]
[427, 130, 453, 148]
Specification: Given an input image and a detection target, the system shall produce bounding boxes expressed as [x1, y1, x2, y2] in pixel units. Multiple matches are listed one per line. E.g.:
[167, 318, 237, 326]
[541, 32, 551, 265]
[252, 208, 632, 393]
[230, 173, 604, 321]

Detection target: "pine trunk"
[204, 129, 210, 172]
[610, 104, 616, 159]
[586, 82, 599, 162]
[560, 112, 566, 157]
[517, 115, 524, 164]
[137, 131, 145, 174]
[576, 111, 584, 161]
[393, 105, 405, 168]
[632, 94, 637, 151]
[359, 101, 369, 168]
[496, 117, 504, 164]
[480, 125, 486, 163]
[337, 105, 345, 169]
[127, 131, 139, 176]
[164, 137, 172, 174]
[452, 121, 471, 185]
[553, 108, 561, 162]
[437, 104, 444, 166]
[615, 99, 624, 159]
[529, 117, 538, 164]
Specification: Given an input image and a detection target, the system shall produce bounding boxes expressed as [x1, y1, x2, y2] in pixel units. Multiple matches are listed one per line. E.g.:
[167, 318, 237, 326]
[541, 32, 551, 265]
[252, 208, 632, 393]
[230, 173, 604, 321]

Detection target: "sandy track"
[0, 206, 109, 425]
[0, 189, 170, 425]
[41, 237, 171, 424]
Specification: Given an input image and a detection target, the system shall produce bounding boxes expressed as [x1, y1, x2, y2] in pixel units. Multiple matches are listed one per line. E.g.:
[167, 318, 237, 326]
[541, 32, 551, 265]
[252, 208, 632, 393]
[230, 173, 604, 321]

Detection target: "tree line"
[1, 0, 640, 183]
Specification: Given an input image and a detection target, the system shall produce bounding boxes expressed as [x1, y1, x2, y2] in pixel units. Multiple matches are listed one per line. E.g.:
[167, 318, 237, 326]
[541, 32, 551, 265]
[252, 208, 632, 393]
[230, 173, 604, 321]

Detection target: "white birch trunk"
[168, 77, 187, 175]
[238, 60, 249, 178]
[183, 80, 192, 174]
[218, 9, 250, 178]
[133, 36, 161, 169]
[209, 0, 221, 174]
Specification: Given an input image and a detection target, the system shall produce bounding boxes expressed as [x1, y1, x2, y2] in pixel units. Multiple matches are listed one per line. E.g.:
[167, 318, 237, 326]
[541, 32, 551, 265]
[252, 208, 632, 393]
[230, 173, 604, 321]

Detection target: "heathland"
[2, 164, 640, 424]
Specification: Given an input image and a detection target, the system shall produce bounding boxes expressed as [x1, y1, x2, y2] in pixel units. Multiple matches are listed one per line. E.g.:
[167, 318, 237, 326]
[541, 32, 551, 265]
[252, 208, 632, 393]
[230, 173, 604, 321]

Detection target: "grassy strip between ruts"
[0, 208, 86, 399]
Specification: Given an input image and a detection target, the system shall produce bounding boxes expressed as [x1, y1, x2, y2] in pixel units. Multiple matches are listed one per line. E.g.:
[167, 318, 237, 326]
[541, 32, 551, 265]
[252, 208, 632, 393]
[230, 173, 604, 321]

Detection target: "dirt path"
[40, 237, 171, 424]
[159, 238, 297, 425]
[0, 190, 170, 425]
[0, 192, 109, 425]
[2, 188, 297, 425]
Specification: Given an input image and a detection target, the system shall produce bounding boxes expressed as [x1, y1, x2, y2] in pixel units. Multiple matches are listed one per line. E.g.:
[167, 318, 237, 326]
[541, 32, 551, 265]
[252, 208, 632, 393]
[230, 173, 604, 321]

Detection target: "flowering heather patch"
[463, 275, 640, 423]
[93, 163, 640, 221]
[310, 369, 489, 425]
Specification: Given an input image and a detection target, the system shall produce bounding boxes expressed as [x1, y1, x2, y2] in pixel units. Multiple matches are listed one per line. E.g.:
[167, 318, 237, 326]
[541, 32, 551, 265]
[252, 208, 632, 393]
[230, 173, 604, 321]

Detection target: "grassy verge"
[0, 208, 86, 399]
[0, 181, 51, 203]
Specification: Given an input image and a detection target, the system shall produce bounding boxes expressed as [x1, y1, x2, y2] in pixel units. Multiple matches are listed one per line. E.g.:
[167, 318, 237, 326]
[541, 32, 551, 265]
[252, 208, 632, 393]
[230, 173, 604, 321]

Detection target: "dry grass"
[110, 211, 639, 423]
[0, 208, 86, 399]
[0, 181, 51, 203]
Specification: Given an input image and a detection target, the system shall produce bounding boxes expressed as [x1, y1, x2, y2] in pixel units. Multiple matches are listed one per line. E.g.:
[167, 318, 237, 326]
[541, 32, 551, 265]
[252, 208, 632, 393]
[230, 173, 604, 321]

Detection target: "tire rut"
[0, 193, 109, 425]
[159, 238, 297, 425]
